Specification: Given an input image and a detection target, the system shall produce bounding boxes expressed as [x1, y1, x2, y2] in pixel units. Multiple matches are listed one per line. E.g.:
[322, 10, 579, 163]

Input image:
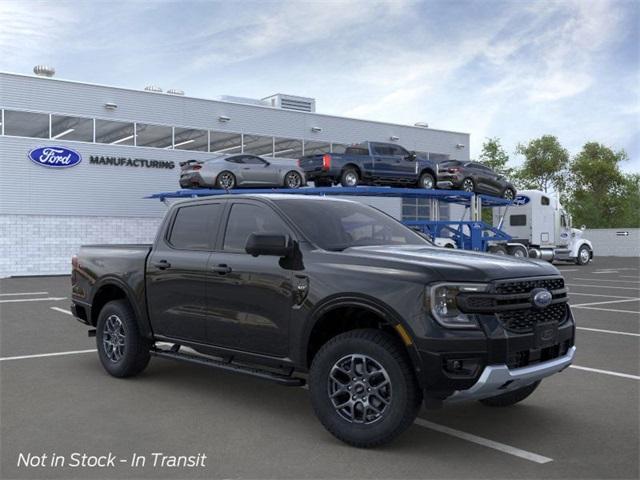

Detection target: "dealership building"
[0, 70, 470, 277]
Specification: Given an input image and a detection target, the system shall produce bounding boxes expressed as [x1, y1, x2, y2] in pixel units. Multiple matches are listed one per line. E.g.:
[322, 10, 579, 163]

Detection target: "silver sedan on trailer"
[179, 154, 307, 189]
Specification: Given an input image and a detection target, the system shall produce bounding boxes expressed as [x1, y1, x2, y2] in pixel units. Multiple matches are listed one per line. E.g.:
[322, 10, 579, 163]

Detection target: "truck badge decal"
[532, 289, 553, 309]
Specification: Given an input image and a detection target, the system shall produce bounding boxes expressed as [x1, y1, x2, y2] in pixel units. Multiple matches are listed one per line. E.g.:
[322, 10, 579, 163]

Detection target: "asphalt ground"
[1, 257, 638, 479]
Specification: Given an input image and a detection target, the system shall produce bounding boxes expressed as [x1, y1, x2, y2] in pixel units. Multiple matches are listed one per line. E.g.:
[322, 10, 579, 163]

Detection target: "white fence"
[584, 228, 640, 257]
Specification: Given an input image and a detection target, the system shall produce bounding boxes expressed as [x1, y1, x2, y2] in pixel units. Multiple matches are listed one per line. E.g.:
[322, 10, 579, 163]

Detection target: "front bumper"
[447, 346, 576, 402]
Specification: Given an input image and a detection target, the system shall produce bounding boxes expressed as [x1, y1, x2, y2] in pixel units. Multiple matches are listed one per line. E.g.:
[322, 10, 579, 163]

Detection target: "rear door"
[205, 201, 296, 356]
[146, 202, 224, 342]
[371, 143, 396, 179]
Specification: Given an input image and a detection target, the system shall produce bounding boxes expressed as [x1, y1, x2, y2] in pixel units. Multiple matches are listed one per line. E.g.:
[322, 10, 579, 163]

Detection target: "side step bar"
[150, 348, 305, 387]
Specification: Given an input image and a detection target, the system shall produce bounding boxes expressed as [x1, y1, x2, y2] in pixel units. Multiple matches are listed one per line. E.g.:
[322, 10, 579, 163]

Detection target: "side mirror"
[245, 233, 292, 257]
[407, 151, 417, 161]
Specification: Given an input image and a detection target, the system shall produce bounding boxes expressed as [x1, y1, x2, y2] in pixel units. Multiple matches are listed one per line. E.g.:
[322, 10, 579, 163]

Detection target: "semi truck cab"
[494, 190, 594, 265]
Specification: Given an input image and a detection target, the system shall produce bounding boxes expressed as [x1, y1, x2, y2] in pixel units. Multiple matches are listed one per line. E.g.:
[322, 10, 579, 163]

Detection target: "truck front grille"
[497, 302, 568, 333]
[458, 276, 570, 333]
[495, 277, 565, 294]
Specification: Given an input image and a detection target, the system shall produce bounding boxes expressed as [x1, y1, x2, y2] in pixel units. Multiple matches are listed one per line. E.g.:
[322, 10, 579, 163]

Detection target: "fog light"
[444, 357, 481, 377]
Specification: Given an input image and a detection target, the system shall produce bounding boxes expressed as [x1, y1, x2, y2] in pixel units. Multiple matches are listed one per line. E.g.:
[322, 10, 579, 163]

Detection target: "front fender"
[298, 293, 426, 387]
[570, 238, 593, 257]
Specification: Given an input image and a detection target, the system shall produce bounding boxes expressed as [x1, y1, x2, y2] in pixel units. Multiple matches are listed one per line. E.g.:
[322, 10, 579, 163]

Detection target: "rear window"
[169, 203, 223, 250]
[345, 147, 369, 156]
[510, 215, 527, 226]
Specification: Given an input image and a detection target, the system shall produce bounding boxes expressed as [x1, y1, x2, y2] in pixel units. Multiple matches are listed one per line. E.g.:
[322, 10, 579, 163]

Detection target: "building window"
[95, 119, 135, 145]
[3, 110, 49, 138]
[210, 131, 243, 154]
[243, 134, 274, 156]
[303, 140, 331, 155]
[51, 114, 93, 142]
[173, 127, 208, 151]
[135, 123, 173, 148]
[273, 137, 303, 159]
[402, 198, 430, 221]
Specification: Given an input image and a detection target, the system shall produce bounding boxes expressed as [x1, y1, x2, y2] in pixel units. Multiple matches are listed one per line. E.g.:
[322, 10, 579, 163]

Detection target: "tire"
[284, 170, 303, 189]
[340, 168, 359, 187]
[96, 300, 151, 378]
[507, 245, 528, 258]
[216, 171, 236, 189]
[418, 172, 435, 190]
[503, 188, 516, 201]
[576, 245, 591, 265]
[461, 177, 475, 192]
[309, 329, 423, 448]
[479, 381, 541, 407]
[488, 245, 508, 255]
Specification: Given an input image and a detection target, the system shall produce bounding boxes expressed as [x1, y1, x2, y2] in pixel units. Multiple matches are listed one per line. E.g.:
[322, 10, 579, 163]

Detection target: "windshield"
[274, 199, 430, 251]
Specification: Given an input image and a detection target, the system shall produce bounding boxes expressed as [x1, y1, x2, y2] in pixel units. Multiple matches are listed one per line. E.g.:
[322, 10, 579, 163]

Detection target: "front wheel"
[576, 245, 591, 265]
[96, 300, 151, 378]
[418, 172, 435, 189]
[309, 329, 422, 448]
[284, 170, 303, 189]
[479, 381, 540, 407]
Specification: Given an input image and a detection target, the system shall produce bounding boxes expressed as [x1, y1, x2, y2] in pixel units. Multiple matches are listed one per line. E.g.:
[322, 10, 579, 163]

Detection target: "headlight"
[427, 283, 489, 329]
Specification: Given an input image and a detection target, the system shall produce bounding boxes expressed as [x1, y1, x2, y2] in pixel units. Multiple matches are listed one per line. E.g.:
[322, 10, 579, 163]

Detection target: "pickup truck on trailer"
[71, 194, 576, 447]
[298, 141, 439, 189]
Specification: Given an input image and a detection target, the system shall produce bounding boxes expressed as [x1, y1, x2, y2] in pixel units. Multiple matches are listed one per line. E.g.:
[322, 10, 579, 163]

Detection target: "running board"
[150, 348, 305, 387]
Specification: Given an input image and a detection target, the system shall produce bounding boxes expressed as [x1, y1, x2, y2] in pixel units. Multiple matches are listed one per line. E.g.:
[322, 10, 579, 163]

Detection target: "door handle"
[153, 260, 171, 270]
[212, 264, 232, 274]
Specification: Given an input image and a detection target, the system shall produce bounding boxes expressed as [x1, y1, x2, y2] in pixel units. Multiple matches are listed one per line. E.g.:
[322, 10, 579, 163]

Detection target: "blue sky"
[1, 0, 638, 172]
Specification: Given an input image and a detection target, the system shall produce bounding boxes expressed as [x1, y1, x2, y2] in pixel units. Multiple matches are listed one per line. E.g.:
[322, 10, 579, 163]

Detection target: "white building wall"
[0, 215, 162, 277]
[584, 228, 640, 257]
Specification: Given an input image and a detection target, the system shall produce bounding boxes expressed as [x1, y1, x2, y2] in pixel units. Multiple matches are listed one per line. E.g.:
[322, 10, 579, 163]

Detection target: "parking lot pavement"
[1, 257, 638, 479]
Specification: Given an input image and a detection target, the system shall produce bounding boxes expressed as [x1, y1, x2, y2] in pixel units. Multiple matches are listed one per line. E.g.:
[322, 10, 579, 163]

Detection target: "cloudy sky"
[1, 0, 638, 171]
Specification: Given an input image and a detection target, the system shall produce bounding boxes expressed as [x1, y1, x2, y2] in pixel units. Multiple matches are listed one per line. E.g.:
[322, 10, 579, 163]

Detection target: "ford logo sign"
[28, 146, 82, 168]
[532, 288, 553, 309]
[513, 195, 530, 206]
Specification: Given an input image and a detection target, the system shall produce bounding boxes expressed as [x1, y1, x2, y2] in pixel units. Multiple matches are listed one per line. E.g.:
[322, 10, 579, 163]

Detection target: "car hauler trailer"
[492, 190, 594, 265]
[148, 186, 513, 254]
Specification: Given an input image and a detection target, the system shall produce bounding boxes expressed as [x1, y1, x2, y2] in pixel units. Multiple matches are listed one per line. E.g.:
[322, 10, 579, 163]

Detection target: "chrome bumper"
[447, 346, 576, 402]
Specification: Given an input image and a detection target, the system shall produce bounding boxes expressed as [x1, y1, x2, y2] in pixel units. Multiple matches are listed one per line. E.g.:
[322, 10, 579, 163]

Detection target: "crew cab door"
[146, 202, 224, 342]
[205, 200, 295, 356]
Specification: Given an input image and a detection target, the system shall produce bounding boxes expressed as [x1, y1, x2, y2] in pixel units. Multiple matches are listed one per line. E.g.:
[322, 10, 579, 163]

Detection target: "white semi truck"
[492, 190, 594, 265]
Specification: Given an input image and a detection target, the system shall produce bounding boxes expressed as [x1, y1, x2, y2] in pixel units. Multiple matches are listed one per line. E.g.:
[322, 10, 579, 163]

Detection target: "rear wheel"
[488, 245, 508, 255]
[503, 188, 516, 201]
[216, 171, 236, 189]
[479, 381, 540, 407]
[96, 300, 151, 378]
[461, 177, 475, 192]
[418, 172, 435, 189]
[576, 245, 591, 265]
[284, 171, 303, 189]
[340, 168, 359, 187]
[309, 329, 422, 448]
[507, 244, 528, 258]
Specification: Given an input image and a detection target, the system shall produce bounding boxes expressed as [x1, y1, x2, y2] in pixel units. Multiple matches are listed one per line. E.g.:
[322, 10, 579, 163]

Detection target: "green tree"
[565, 142, 638, 228]
[479, 137, 513, 176]
[515, 135, 569, 193]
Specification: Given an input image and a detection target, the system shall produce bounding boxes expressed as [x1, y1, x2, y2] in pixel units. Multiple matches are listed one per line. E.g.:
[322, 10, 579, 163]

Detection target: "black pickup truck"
[71, 195, 575, 447]
[298, 141, 439, 189]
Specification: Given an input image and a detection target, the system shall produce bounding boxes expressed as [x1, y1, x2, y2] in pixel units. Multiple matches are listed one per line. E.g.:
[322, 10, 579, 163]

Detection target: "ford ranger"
[298, 141, 439, 189]
[71, 194, 575, 447]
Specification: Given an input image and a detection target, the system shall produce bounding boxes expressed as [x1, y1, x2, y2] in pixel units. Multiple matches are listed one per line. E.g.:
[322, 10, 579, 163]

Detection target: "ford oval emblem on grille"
[28, 146, 82, 168]
[532, 288, 553, 308]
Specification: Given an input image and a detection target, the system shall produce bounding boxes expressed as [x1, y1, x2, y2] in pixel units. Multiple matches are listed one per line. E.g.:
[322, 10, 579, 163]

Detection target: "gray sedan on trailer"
[179, 154, 307, 189]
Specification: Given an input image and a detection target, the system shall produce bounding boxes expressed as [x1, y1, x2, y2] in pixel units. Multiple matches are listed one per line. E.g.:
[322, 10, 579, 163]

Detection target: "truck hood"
[342, 245, 560, 282]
